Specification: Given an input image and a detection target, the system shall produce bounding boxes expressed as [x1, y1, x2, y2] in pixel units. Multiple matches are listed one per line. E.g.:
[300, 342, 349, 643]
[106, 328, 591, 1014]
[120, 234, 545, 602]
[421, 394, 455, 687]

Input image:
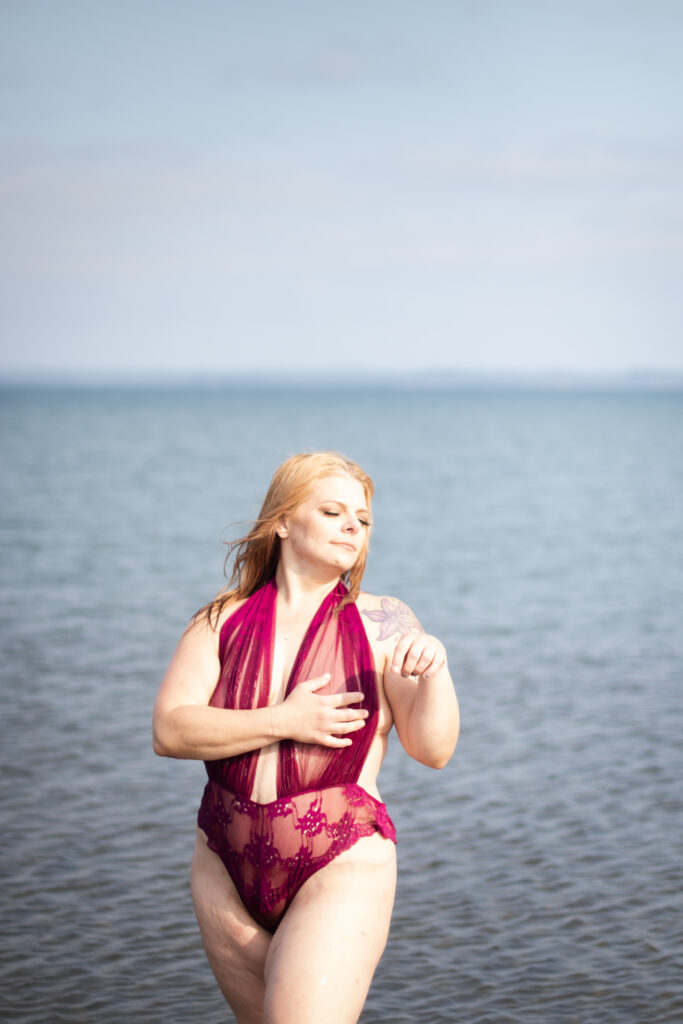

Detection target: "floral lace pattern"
[198, 782, 396, 932]
[198, 578, 396, 930]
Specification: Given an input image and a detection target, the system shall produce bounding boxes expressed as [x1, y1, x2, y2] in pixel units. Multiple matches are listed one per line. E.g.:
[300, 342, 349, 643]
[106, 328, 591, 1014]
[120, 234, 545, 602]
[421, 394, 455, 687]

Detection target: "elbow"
[152, 733, 169, 757]
[152, 726, 170, 757]
[415, 723, 460, 770]
[152, 708, 176, 758]
[433, 711, 461, 769]
[418, 747, 455, 770]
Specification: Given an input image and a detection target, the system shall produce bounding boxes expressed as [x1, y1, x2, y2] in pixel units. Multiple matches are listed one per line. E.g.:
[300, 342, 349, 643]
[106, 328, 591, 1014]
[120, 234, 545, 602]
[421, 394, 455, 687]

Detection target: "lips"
[333, 542, 357, 553]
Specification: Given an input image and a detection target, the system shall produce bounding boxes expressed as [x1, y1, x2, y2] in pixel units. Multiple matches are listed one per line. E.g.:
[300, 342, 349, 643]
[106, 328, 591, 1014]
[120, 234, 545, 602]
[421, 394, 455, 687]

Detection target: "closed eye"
[321, 509, 372, 527]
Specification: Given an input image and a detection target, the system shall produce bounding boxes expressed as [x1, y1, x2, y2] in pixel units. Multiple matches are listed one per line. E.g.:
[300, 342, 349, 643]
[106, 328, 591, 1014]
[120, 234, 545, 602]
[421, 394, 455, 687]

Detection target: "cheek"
[290, 521, 323, 548]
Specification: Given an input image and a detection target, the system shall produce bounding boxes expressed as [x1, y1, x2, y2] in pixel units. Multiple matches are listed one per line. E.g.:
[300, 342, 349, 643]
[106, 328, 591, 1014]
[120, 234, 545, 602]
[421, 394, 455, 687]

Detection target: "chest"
[268, 621, 311, 704]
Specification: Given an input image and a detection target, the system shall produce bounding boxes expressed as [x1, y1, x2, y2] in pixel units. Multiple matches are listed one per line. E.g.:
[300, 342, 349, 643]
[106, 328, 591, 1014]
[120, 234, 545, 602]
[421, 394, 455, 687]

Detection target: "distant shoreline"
[1, 369, 683, 393]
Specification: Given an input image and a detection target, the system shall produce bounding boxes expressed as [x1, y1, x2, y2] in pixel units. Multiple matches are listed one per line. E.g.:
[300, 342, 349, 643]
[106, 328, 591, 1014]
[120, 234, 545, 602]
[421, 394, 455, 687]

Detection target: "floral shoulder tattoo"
[362, 597, 422, 641]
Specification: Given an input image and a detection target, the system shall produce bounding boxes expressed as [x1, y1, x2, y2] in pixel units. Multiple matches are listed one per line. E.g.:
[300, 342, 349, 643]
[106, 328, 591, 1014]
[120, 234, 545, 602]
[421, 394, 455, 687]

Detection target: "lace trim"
[198, 782, 396, 931]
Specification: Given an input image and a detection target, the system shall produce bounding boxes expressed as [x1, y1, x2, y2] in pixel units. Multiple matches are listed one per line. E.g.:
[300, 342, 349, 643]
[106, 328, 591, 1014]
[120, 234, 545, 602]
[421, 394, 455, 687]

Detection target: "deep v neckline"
[271, 578, 344, 697]
[207, 575, 379, 798]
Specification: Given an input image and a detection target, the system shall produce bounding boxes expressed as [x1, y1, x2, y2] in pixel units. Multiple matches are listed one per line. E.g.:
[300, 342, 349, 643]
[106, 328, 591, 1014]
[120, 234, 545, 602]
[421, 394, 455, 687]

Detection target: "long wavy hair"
[197, 451, 374, 628]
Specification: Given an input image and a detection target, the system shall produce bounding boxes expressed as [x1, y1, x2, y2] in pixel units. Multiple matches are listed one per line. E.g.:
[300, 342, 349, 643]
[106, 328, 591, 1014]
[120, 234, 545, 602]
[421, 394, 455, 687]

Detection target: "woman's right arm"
[152, 617, 368, 761]
[153, 616, 276, 760]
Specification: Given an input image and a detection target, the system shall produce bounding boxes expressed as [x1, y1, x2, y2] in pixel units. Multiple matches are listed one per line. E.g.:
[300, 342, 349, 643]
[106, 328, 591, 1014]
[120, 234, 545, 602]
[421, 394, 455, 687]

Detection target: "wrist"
[268, 702, 287, 742]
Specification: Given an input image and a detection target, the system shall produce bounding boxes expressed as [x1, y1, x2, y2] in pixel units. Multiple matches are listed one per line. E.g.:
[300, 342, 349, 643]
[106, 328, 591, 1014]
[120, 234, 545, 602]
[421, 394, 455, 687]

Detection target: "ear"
[275, 519, 289, 539]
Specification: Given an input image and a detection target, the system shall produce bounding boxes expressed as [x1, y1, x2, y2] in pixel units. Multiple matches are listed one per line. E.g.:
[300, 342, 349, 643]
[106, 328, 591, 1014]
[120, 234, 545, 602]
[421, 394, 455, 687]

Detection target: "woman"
[153, 452, 459, 1024]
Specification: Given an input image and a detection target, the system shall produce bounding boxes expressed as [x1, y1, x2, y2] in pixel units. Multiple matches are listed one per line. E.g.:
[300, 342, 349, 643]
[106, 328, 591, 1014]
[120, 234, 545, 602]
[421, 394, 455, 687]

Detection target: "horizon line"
[1, 366, 683, 392]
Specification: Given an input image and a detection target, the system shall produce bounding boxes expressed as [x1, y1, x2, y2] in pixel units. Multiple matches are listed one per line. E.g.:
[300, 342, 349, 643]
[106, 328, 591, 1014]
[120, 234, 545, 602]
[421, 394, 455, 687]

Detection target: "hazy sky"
[1, 0, 682, 377]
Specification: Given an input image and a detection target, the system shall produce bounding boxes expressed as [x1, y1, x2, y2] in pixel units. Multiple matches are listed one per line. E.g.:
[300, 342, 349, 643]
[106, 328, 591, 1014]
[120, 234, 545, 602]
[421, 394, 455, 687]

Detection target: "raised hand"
[390, 632, 447, 680]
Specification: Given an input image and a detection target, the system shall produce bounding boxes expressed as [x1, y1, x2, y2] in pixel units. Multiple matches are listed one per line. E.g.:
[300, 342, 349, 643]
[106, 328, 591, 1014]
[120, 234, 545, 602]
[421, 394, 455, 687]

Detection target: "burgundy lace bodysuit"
[197, 578, 396, 931]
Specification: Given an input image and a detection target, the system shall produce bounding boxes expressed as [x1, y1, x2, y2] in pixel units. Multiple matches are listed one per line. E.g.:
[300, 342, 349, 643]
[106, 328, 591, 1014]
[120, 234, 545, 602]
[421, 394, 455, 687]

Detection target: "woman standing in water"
[153, 452, 459, 1024]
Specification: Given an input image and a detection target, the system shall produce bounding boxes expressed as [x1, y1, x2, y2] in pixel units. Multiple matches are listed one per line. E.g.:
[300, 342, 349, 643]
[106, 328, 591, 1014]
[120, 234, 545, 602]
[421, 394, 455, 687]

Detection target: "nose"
[343, 516, 360, 533]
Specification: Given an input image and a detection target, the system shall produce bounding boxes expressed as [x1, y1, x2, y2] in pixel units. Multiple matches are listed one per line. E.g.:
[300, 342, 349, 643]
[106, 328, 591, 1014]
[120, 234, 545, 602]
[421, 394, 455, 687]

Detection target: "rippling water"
[1, 386, 682, 1023]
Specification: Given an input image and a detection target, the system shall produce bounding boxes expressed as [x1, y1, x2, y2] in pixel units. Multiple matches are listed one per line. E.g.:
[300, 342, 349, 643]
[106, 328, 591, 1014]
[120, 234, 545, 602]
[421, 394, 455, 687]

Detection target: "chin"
[328, 554, 356, 573]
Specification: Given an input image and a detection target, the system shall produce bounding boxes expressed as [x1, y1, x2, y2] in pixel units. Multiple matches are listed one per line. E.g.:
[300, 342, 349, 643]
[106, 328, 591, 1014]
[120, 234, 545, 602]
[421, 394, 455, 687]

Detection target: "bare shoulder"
[356, 591, 423, 645]
[156, 595, 251, 712]
[214, 594, 248, 633]
[187, 594, 248, 644]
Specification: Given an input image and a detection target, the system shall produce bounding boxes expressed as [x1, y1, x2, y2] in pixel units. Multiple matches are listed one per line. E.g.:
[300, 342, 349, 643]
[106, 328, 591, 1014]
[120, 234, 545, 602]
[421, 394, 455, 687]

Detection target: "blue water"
[1, 386, 682, 1023]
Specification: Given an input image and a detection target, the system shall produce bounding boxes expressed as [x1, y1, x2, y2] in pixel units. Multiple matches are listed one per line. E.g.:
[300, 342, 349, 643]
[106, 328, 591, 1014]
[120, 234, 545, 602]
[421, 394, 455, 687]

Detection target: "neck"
[274, 562, 341, 607]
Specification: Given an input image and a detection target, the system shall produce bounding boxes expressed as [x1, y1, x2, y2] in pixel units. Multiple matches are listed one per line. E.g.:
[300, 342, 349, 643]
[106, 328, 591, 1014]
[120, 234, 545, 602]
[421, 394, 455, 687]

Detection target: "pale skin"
[153, 474, 460, 1024]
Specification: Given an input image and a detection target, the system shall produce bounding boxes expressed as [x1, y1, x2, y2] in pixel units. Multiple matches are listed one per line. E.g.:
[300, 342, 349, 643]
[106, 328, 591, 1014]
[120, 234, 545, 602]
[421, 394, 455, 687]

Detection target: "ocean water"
[1, 385, 682, 1023]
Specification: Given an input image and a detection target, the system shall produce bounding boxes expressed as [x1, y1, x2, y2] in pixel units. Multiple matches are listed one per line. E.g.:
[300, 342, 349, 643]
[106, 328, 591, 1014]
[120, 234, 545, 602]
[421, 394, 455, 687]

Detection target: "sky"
[1, 0, 682, 378]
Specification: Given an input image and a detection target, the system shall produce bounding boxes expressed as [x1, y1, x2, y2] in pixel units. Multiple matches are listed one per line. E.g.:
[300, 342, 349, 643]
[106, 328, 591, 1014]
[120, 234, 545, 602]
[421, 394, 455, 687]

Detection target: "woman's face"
[279, 474, 372, 575]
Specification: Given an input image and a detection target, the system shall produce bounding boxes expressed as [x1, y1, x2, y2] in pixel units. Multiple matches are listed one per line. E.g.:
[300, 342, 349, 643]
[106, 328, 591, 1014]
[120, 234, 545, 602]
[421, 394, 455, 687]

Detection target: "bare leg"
[263, 834, 397, 1024]
[191, 832, 272, 1024]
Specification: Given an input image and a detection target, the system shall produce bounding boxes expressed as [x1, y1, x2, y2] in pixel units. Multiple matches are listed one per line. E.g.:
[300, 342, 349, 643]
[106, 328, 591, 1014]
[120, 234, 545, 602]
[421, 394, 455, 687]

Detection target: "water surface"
[1, 387, 682, 1022]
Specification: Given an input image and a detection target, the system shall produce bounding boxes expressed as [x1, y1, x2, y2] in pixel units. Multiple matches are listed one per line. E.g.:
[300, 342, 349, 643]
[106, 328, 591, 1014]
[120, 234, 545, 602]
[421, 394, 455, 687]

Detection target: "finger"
[326, 713, 367, 734]
[334, 716, 367, 733]
[315, 733, 352, 747]
[423, 651, 447, 677]
[390, 631, 422, 674]
[323, 718, 366, 745]
[338, 706, 369, 721]
[416, 644, 447, 678]
[306, 673, 332, 691]
[409, 641, 437, 670]
[327, 690, 365, 707]
[389, 633, 415, 672]
[412, 651, 437, 677]
[398, 638, 429, 677]
[325, 708, 368, 726]
[318, 734, 354, 748]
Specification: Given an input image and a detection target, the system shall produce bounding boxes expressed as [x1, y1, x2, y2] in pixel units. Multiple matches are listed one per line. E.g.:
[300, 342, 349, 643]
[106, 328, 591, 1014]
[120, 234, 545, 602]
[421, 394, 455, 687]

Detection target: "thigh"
[191, 831, 272, 1024]
[263, 834, 397, 1024]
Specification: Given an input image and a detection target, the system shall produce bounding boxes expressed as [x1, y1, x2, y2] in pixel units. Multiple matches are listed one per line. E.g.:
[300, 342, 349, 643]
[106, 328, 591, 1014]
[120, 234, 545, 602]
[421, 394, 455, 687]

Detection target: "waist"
[205, 734, 384, 803]
[201, 778, 384, 812]
[198, 779, 396, 844]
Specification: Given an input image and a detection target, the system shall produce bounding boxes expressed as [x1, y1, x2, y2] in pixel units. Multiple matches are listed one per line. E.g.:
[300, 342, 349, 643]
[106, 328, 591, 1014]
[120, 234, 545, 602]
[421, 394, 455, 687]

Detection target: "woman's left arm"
[383, 619, 460, 769]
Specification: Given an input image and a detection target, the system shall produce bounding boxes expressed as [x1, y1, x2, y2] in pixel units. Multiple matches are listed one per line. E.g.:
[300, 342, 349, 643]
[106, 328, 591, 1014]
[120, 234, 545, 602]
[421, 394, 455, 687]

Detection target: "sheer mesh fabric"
[197, 578, 396, 930]
[198, 782, 396, 931]
[205, 578, 379, 796]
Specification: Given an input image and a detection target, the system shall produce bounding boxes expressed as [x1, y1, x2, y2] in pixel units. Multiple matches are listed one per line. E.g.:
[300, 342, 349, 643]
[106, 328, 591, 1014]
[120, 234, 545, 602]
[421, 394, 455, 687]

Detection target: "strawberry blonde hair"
[197, 452, 374, 627]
